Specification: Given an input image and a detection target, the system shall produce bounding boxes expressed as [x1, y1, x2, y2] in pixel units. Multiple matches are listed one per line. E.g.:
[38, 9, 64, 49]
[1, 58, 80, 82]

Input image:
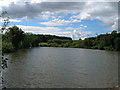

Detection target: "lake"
[3, 47, 119, 88]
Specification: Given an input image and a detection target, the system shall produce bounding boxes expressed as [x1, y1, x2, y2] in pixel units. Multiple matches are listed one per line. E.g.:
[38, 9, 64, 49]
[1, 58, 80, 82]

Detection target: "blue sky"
[0, 1, 118, 39]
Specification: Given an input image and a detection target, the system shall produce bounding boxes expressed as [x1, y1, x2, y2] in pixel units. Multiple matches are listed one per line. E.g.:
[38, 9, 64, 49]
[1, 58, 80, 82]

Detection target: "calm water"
[3, 47, 119, 88]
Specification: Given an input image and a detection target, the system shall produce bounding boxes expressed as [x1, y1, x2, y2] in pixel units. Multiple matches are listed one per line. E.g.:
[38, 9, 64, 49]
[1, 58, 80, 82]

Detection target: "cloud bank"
[0, 0, 119, 38]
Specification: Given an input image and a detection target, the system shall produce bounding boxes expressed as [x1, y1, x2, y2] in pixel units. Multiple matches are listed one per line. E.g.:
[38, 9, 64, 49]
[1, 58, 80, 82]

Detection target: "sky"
[0, 0, 119, 39]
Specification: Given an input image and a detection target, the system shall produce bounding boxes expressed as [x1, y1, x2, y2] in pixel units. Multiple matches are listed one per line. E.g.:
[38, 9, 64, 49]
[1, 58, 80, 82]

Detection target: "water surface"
[3, 47, 119, 88]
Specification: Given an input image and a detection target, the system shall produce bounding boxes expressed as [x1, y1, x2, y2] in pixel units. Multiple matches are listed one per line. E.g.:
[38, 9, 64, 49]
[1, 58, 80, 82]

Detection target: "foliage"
[83, 39, 93, 48]
[114, 37, 120, 51]
[2, 26, 120, 53]
[6, 26, 25, 49]
[2, 41, 15, 53]
[2, 26, 72, 53]
[0, 11, 10, 33]
[39, 43, 50, 47]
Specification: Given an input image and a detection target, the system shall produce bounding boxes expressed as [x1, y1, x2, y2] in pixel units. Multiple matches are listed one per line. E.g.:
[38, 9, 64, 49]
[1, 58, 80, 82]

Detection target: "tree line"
[2, 26, 71, 53]
[40, 31, 120, 51]
[2, 26, 120, 53]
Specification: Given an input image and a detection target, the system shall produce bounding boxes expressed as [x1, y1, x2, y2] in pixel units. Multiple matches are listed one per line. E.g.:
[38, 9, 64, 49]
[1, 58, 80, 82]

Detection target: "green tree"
[114, 37, 120, 51]
[83, 39, 93, 48]
[111, 30, 117, 35]
[2, 42, 15, 53]
[7, 26, 24, 49]
[20, 33, 33, 48]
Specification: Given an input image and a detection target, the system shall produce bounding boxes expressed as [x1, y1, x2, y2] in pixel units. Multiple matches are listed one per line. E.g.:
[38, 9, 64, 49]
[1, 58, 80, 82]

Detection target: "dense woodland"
[2, 26, 120, 53]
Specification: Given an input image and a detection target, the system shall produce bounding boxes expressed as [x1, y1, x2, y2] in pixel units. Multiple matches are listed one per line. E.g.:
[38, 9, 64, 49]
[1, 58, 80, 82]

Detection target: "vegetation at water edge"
[2, 26, 120, 53]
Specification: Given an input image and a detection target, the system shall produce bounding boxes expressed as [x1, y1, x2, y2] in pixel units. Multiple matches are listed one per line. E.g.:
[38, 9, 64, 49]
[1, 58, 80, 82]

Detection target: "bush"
[104, 46, 114, 51]
[91, 45, 98, 49]
[63, 42, 71, 47]
[39, 43, 50, 47]
[49, 43, 59, 47]
[2, 42, 15, 53]
[114, 37, 120, 51]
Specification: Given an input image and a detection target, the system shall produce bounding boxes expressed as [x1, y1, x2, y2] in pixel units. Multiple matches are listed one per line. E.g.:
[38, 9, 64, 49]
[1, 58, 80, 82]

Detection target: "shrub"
[114, 37, 120, 51]
[104, 46, 114, 51]
[39, 43, 50, 47]
[2, 42, 15, 53]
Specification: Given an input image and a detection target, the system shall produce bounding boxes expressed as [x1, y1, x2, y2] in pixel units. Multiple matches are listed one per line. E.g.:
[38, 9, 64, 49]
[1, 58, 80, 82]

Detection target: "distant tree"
[21, 33, 33, 48]
[83, 39, 93, 48]
[111, 30, 117, 35]
[31, 35, 40, 47]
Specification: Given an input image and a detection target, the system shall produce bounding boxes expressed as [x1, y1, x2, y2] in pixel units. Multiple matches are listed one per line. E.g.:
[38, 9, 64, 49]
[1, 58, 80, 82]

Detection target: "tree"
[111, 30, 117, 35]
[7, 26, 24, 49]
[83, 39, 93, 48]
[20, 33, 33, 48]
[114, 37, 120, 51]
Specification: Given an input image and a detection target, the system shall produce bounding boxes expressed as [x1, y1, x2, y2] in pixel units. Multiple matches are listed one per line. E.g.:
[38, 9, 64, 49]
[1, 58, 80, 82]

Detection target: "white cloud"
[71, 19, 81, 23]
[0, 0, 119, 7]
[84, 26, 87, 28]
[0, 18, 21, 22]
[72, 13, 91, 20]
[80, 31, 93, 37]
[111, 21, 118, 30]
[14, 25, 74, 37]
[16, 25, 61, 33]
[12, 25, 90, 38]
[64, 27, 75, 30]
[80, 24, 87, 28]
[9, 19, 21, 22]
[1, 2, 118, 26]
[39, 18, 81, 26]
[0, 1, 119, 38]
[52, 31, 72, 37]
[39, 19, 71, 26]
[39, 11, 57, 20]
[71, 2, 118, 30]
[72, 29, 93, 39]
